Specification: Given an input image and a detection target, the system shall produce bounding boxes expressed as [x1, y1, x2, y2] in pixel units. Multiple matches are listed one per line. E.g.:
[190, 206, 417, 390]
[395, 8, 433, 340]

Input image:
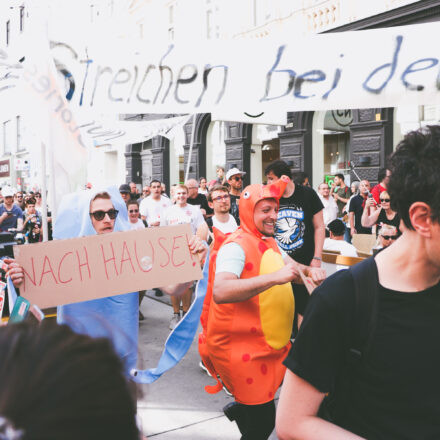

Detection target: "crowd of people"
[0, 187, 51, 243]
[1, 125, 440, 439]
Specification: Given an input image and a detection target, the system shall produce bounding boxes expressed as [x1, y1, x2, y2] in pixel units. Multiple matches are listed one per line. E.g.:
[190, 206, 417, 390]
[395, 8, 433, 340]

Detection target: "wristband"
[312, 256, 322, 261]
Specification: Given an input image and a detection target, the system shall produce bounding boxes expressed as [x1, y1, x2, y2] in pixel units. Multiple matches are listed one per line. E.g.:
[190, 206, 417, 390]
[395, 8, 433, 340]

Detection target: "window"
[6, 20, 10, 46]
[168, 4, 174, 42]
[3, 120, 11, 154]
[17, 116, 24, 152]
[206, 10, 212, 39]
[20, 7, 24, 32]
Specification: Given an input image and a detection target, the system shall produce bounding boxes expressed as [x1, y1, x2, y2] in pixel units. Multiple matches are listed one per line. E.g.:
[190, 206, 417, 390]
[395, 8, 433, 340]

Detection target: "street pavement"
[136, 292, 279, 439]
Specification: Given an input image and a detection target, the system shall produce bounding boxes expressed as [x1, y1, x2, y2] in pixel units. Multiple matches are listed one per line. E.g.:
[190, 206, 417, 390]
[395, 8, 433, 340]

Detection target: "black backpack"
[318, 256, 379, 423]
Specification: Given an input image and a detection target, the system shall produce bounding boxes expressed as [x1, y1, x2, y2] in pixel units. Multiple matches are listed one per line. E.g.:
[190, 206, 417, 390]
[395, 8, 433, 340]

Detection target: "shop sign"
[325, 175, 335, 187]
[0, 160, 10, 178]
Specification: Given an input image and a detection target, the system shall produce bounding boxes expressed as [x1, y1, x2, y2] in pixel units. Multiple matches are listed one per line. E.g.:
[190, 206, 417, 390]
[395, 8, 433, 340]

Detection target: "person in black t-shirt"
[349, 179, 372, 236]
[276, 125, 440, 440]
[226, 167, 246, 226]
[265, 160, 325, 327]
[185, 178, 213, 217]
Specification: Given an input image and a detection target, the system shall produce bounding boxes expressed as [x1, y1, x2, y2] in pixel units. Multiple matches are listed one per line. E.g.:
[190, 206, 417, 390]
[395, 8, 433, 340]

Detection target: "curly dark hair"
[387, 125, 440, 230]
[0, 321, 139, 440]
[264, 160, 292, 179]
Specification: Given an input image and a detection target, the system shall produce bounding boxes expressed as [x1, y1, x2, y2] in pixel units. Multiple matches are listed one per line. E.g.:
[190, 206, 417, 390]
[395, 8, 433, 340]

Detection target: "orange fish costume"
[199, 176, 295, 405]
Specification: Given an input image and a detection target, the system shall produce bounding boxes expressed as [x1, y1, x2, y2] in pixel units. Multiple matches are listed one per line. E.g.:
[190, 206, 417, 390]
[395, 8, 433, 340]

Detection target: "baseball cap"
[119, 184, 131, 193]
[226, 168, 246, 181]
[2, 186, 14, 198]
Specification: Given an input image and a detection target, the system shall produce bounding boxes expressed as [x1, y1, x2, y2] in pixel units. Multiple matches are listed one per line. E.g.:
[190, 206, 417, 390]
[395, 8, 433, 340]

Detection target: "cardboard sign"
[13, 224, 202, 309]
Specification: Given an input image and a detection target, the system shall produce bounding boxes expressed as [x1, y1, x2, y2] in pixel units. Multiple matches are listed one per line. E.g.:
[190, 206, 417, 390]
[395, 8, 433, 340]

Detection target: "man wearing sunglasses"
[226, 167, 246, 226]
[277, 126, 440, 440]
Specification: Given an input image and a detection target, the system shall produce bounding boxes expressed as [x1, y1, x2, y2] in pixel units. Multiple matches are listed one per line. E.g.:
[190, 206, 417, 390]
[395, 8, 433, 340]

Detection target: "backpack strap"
[206, 216, 213, 233]
[348, 256, 380, 363]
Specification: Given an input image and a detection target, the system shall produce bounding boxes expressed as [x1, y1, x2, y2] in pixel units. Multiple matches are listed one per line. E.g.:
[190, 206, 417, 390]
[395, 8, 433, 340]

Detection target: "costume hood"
[54, 186, 130, 240]
[239, 175, 290, 238]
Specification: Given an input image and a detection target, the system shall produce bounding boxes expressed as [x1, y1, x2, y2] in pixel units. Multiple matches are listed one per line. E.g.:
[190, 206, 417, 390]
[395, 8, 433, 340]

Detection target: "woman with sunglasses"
[127, 200, 145, 230]
[361, 190, 401, 236]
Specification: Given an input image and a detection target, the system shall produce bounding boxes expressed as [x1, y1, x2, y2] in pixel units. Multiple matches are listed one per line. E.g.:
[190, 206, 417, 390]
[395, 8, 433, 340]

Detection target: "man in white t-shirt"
[318, 182, 339, 226]
[199, 185, 238, 240]
[323, 219, 358, 257]
[161, 184, 207, 329]
[139, 180, 171, 226]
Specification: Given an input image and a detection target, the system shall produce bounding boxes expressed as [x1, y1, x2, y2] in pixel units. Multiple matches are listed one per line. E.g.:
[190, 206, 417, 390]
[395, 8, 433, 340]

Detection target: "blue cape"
[54, 186, 138, 373]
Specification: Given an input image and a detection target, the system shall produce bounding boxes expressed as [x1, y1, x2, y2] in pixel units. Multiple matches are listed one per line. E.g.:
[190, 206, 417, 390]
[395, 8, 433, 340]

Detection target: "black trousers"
[228, 400, 275, 440]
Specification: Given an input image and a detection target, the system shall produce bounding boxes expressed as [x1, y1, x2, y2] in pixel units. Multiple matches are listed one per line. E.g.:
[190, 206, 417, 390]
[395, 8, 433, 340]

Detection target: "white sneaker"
[169, 313, 181, 330]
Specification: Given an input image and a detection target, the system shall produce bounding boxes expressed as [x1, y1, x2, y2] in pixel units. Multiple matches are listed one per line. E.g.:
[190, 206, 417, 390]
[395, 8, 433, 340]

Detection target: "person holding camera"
[0, 187, 23, 232]
[23, 197, 41, 243]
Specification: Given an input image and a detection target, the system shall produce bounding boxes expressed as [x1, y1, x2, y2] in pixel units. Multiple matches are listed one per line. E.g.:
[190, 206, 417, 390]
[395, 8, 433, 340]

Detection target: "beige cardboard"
[13, 224, 202, 309]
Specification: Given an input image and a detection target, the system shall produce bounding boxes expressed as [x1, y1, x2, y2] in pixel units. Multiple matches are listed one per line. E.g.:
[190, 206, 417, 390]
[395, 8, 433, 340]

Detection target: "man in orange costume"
[203, 177, 325, 439]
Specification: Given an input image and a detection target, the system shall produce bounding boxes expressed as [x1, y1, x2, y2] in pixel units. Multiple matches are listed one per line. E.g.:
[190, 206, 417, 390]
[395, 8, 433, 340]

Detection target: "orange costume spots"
[199, 176, 295, 405]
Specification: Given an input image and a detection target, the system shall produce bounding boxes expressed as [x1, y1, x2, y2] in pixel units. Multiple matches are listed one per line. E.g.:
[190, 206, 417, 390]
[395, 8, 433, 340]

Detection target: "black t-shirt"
[229, 194, 240, 226]
[187, 193, 213, 215]
[284, 268, 440, 440]
[349, 194, 372, 234]
[377, 209, 401, 235]
[275, 185, 323, 265]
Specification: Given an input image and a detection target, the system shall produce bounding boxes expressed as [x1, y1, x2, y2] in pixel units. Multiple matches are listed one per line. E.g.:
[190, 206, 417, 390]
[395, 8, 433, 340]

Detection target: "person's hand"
[3, 258, 24, 288]
[309, 258, 321, 268]
[351, 228, 357, 237]
[306, 267, 326, 286]
[333, 193, 338, 201]
[150, 221, 160, 227]
[187, 235, 207, 261]
[275, 262, 300, 285]
[0, 212, 9, 221]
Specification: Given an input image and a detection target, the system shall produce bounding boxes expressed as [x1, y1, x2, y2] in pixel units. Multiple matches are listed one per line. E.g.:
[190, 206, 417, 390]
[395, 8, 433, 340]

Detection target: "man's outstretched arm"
[276, 370, 365, 440]
[213, 262, 300, 304]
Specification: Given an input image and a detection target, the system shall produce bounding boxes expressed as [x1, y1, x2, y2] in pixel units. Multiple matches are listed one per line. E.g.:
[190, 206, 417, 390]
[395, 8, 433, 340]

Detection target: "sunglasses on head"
[381, 235, 397, 240]
[129, 209, 139, 213]
[89, 209, 119, 221]
[380, 198, 390, 203]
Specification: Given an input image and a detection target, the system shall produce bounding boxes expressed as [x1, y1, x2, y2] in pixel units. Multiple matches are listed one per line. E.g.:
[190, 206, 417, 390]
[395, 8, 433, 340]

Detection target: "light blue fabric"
[131, 249, 210, 384]
[54, 186, 139, 373]
[7, 276, 17, 315]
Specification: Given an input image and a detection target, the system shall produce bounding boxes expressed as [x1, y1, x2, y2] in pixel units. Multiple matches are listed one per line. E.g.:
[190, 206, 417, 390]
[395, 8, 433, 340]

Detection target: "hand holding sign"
[12, 225, 202, 309]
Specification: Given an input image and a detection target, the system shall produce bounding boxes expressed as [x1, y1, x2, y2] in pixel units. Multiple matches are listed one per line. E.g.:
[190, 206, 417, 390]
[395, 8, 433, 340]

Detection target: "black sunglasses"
[233, 176, 242, 181]
[89, 209, 119, 221]
[381, 235, 397, 240]
[129, 209, 139, 213]
[380, 198, 390, 203]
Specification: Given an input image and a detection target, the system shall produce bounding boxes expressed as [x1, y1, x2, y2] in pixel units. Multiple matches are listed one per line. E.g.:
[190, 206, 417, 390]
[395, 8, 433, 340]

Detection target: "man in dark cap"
[119, 184, 131, 205]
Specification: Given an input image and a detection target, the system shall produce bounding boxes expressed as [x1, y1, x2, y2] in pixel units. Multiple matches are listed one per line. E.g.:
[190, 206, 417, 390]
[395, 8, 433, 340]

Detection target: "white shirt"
[161, 203, 205, 235]
[324, 238, 358, 257]
[129, 219, 146, 230]
[139, 195, 172, 226]
[198, 188, 208, 195]
[212, 214, 238, 235]
[318, 194, 339, 225]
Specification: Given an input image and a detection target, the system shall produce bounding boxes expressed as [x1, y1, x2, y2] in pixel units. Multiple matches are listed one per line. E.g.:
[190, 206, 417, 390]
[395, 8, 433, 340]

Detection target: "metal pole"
[40, 143, 49, 242]
[184, 114, 196, 182]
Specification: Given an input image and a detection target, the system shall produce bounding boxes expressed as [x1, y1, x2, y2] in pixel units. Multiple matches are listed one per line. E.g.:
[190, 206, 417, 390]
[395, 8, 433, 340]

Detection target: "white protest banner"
[42, 22, 440, 115]
[79, 114, 191, 148]
[11, 3, 88, 211]
[13, 224, 202, 309]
